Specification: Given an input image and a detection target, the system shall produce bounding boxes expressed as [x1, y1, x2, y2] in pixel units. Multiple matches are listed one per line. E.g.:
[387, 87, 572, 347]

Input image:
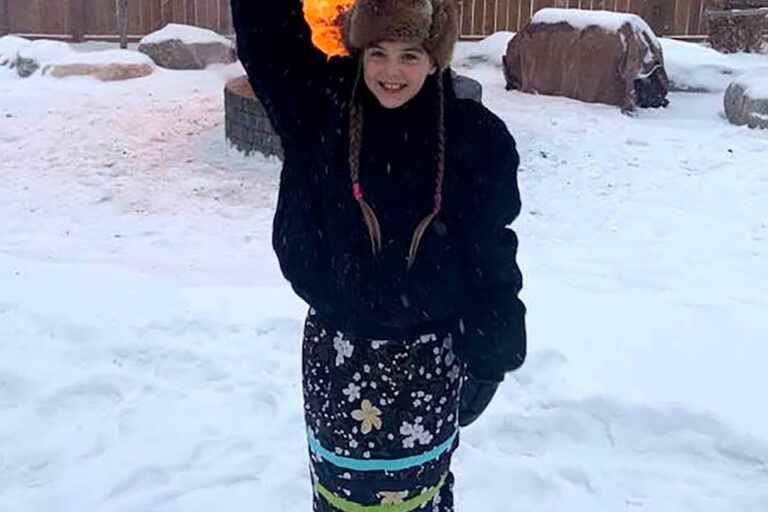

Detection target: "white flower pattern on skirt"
[301, 309, 465, 511]
[333, 332, 354, 366]
[342, 382, 362, 402]
[399, 419, 434, 448]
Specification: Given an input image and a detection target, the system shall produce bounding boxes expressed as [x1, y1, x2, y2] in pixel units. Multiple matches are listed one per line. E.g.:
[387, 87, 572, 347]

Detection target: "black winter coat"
[231, 0, 526, 382]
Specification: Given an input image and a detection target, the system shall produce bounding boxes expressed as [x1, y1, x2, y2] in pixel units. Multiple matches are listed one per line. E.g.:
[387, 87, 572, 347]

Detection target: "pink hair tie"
[353, 183, 364, 201]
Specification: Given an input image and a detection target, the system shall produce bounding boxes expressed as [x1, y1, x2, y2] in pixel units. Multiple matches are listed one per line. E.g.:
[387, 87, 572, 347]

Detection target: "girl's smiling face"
[363, 40, 437, 109]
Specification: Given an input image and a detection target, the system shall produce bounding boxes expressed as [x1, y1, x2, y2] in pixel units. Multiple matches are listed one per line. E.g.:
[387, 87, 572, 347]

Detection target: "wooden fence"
[459, 0, 720, 38]
[2, 0, 232, 42]
[1, 0, 719, 42]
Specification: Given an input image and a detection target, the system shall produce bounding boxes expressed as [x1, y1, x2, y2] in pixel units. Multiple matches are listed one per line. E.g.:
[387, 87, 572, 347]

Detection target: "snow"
[532, 8, 659, 48]
[453, 31, 514, 68]
[2, 37, 768, 511]
[0, 35, 31, 65]
[16, 39, 73, 63]
[661, 38, 768, 92]
[140, 23, 235, 47]
[732, 70, 768, 99]
[49, 49, 154, 67]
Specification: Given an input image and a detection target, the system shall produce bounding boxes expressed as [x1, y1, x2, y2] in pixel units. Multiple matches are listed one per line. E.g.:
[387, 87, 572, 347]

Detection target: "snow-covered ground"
[1, 36, 767, 511]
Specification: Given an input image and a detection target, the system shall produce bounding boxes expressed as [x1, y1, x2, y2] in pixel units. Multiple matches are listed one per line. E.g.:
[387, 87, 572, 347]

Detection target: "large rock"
[724, 73, 768, 129]
[139, 24, 236, 70]
[503, 8, 669, 110]
[46, 63, 154, 81]
[13, 41, 155, 81]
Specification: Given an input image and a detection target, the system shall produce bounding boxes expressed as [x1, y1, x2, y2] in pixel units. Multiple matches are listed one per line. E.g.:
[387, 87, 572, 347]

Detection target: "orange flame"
[303, 0, 356, 58]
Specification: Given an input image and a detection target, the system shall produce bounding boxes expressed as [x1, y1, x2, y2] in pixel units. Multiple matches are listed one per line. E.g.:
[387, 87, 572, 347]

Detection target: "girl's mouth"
[379, 82, 407, 92]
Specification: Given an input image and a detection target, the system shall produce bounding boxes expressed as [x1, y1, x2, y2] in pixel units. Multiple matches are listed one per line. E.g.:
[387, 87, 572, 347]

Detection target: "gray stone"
[139, 39, 235, 70]
[724, 80, 768, 129]
[15, 56, 39, 77]
[452, 72, 483, 103]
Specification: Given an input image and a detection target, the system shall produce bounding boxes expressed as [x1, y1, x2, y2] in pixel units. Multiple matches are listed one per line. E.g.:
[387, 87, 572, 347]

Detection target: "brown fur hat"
[344, 0, 459, 70]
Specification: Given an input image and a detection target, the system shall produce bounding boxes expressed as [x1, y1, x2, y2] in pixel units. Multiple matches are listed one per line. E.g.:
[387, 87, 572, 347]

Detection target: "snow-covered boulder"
[724, 72, 768, 129]
[14, 40, 155, 81]
[0, 35, 31, 68]
[138, 24, 236, 70]
[44, 50, 155, 81]
[503, 9, 669, 109]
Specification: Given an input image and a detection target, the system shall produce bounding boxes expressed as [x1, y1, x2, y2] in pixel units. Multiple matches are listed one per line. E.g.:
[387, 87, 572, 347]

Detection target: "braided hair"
[347, 59, 446, 269]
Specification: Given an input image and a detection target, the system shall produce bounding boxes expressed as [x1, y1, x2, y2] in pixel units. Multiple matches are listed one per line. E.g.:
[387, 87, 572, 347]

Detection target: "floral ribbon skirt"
[302, 309, 466, 511]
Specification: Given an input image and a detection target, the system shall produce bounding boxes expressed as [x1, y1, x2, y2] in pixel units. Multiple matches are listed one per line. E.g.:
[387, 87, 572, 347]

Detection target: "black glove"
[458, 376, 500, 427]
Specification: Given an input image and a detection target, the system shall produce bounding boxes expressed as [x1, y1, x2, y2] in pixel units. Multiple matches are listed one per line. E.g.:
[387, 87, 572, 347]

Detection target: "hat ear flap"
[340, 7, 356, 56]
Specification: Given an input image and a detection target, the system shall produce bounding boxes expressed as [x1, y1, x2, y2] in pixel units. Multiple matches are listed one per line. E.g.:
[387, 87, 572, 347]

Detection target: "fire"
[303, 0, 356, 58]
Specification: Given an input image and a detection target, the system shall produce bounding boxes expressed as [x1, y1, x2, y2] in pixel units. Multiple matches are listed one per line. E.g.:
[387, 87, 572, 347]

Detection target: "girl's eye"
[402, 53, 419, 62]
[368, 50, 386, 58]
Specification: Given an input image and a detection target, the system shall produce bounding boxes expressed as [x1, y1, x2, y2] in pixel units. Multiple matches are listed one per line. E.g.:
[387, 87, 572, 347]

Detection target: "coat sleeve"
[230, 0, 330, 145]
[271, 153, 339, 316]
[231, 0, 339, 315]
[455, 117, 527, 383]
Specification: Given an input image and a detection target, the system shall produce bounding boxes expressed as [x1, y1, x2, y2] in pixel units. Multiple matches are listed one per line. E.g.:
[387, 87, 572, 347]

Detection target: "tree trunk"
[117, 0, 129, 49]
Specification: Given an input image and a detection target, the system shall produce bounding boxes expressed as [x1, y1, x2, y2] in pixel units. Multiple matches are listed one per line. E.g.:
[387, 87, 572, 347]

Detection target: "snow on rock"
[0, 35, 31, 67]
[453, 31, 515, 68]
[660, 38, 768, 92]
[140, 23, 234, 47]
[733, 70, 768, 100]
[139, 24, 236, 70]
[532, 8, 659, 47]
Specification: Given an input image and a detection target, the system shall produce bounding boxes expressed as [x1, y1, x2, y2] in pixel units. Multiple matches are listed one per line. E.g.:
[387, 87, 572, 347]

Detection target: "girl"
[231, 0, 526, 509]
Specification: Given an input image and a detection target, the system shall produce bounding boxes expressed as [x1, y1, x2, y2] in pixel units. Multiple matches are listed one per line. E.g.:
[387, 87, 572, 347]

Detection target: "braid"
[407, 72, 446, 269]
[349, 60, 382, 254]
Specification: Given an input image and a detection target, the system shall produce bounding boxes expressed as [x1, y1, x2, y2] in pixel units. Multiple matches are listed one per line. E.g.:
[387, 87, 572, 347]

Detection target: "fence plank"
[484, 0, 495, 32]
[220, 0, 233, 34]
[687, 0, 703, 35]
[70, 0, 85, 40]
[203, 0, 217, 30]
[506, 0, 520, 31]
[532, 0, 556, 18]
[0, 0, 8, 36]
[472, 0, 484, 35]
[7, 0, 32, 34]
